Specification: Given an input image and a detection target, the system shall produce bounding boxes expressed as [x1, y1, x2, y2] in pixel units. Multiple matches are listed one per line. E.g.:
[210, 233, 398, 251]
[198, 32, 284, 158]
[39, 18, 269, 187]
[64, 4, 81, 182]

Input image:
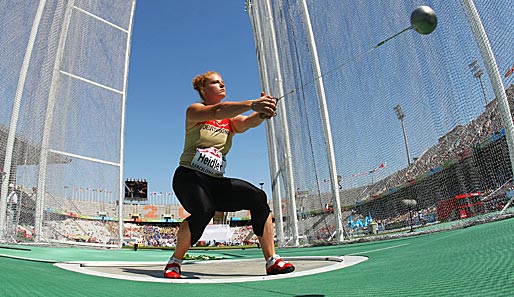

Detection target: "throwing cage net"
[247, 0, 514, 246]
[0, 0, 136, 246]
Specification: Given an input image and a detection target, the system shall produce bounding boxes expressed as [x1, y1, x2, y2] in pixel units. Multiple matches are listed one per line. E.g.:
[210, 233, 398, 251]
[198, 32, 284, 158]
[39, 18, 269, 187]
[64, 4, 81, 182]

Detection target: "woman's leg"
[165, 167, 215, 278]
[213, 177, 271, 250]
[257, 213, 275, 260]
[172, 167, 217, 249]
[213, 177, 295, 275]
[172, 220, 191, 260]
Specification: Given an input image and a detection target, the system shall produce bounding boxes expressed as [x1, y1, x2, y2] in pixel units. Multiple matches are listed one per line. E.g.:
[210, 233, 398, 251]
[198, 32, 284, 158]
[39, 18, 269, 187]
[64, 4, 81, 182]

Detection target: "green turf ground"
[1, 217, 512, 297]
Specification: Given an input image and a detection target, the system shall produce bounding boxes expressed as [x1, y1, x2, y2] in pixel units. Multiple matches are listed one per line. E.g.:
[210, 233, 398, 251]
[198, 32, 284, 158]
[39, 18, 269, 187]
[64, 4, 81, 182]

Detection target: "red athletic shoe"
[163, 262, 181, 279]
[266, 257, 295, 275]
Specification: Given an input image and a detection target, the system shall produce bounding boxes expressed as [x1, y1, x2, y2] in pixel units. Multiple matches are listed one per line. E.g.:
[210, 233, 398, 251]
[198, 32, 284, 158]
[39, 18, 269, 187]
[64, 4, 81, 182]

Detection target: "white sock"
[266, 254, 280, 267]
[168, 256, 183, 265]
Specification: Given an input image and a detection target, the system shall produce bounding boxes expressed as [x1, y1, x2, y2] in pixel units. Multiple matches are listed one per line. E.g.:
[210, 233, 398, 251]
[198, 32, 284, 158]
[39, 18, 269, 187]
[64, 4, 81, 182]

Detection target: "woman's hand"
[251, 92, 277, 118]
[231, 92, 278, 133]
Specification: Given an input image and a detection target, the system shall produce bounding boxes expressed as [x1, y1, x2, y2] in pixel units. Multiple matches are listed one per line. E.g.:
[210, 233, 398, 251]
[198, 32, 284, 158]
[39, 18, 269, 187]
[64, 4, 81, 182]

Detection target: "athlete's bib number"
[191, 147, 226, 175]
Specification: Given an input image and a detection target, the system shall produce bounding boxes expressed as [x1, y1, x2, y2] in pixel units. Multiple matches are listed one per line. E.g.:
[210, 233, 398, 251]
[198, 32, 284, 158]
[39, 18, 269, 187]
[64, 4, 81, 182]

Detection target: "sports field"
[1, 217, 512, 297]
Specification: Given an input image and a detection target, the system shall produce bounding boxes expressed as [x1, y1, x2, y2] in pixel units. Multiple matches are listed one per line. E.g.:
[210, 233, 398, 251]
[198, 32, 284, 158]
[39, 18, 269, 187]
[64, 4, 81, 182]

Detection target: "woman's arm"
[186, 94, 276, 128]
[186, 101, 253, 124]
[230, 112, 269, 134]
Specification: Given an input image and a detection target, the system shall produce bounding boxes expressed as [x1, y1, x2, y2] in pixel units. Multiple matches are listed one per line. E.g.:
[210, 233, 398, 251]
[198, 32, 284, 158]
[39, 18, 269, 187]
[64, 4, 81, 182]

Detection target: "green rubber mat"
[1, 217, 512, 296]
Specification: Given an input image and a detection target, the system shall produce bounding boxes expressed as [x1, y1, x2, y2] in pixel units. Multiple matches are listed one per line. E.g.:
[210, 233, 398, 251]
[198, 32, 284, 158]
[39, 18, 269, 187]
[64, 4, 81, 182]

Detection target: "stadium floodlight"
[394, 104, 412, 167]
[468, 59, 488, 106]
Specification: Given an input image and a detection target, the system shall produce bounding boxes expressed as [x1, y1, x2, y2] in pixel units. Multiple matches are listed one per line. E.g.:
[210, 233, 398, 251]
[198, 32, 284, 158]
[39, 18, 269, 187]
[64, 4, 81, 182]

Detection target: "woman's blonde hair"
[192, 71, 220, 100]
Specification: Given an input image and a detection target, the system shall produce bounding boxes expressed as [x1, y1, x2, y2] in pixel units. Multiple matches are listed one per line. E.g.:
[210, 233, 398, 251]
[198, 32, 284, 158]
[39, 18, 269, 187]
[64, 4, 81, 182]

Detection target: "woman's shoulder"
[187, 102, 205, 109]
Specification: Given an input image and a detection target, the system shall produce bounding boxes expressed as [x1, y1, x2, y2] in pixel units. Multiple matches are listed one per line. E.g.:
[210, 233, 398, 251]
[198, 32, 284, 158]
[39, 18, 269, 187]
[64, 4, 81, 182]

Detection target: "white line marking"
[347, 243, 410, 256]
[54, 255, 368, 284]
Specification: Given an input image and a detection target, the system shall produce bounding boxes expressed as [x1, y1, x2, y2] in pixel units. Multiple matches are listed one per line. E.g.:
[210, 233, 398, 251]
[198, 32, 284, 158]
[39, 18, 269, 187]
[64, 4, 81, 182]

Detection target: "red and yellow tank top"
[179, 118, 234, 177]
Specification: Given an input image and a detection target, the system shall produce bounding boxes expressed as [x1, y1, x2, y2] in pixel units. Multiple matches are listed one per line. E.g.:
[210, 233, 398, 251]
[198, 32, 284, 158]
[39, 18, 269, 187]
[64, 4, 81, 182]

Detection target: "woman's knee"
[187, 210, 215, 244]
[252, 189, 270, 212]
[249, 188, 267, 207]
[250, 190, 271, 236]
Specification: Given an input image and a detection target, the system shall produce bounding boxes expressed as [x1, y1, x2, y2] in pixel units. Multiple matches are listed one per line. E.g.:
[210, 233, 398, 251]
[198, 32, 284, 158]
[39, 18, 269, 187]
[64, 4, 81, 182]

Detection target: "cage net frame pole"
[299, 0, 344, 242]
[264, 0, 300, 247]
[246, 0, 286, 246]
[35, 0, 74, 242]
[35, 1, 133, 245]
[264, 0, 297, 246]
[249, 0, 299, 246]
[460, 0, 514, 214]
[117, 0, 137, 248]
[0, 0, 47, 242]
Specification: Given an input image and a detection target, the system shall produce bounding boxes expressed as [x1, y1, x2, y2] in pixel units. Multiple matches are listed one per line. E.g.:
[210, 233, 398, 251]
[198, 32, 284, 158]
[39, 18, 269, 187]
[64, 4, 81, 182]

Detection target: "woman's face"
[202, 73, 226, 103]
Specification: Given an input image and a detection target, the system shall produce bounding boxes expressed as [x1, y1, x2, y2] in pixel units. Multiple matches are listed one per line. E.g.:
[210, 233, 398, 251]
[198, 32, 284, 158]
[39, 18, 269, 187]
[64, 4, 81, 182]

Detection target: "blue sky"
[124, 1, 272, 197]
